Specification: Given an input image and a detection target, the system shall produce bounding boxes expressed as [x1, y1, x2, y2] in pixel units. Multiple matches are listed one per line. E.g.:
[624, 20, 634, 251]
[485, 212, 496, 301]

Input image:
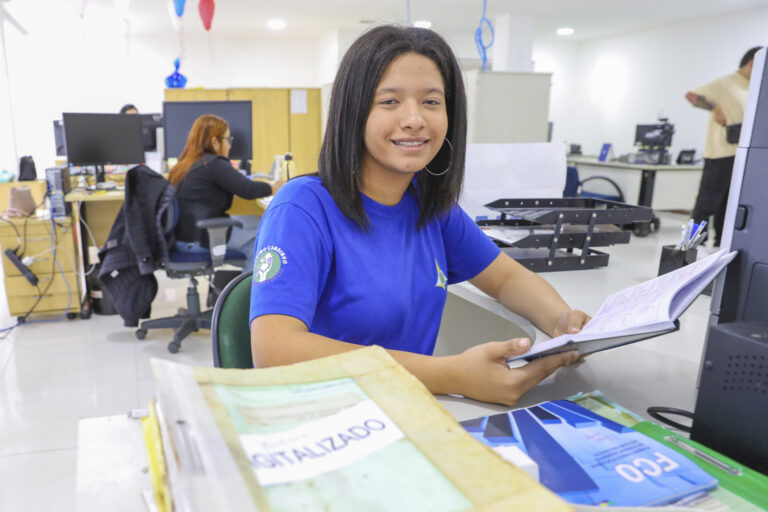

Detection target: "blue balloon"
[165, 58, 187, 88]
[173, 0, 186, 17]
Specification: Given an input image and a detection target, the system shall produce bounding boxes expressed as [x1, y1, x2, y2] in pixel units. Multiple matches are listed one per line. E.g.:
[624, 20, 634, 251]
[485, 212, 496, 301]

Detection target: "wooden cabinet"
[164, 87, 321, 176]
[1, 215, 81, 316]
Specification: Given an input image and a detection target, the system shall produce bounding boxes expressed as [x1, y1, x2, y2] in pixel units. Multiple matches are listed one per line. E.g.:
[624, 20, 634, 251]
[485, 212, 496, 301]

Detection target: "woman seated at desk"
[168, 114, 283, 266]
[249, 26, 589, 406]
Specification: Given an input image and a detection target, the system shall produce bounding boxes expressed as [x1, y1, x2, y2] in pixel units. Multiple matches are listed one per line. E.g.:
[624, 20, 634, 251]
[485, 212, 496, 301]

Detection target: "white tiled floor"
[0, 212, 699, 511]
[0, 274, 213, 511]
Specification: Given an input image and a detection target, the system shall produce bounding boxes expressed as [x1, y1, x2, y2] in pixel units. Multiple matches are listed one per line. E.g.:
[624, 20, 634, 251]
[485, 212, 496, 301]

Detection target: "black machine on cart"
[477, 197, 652, 272]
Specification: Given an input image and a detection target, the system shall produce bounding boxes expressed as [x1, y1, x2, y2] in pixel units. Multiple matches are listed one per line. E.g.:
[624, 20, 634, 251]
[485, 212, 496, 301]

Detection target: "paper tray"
[483, 197, 653, 225]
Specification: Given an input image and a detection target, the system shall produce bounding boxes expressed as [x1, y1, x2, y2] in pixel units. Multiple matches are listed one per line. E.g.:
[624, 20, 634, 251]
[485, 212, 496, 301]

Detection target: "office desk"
[567, 156, 703, 211]
[64, 187, 269, 302]
[77, 212, 713, 507]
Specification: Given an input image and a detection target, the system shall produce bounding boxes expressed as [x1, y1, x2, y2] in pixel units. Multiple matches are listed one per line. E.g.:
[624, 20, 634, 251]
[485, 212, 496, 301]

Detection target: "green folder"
[569, 391, 768, 511]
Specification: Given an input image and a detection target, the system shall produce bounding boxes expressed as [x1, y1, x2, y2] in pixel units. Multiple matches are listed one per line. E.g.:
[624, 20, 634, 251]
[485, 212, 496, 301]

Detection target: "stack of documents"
[144, 347, 571, 511]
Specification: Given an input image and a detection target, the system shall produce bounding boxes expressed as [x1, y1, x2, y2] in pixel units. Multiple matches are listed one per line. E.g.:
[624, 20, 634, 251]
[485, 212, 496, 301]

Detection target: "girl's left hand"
[552, 309, 591, 337]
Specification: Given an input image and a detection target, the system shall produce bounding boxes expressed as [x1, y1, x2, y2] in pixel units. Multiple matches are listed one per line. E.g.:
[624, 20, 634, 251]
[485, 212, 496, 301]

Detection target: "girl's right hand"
[449, 338, 578, 406]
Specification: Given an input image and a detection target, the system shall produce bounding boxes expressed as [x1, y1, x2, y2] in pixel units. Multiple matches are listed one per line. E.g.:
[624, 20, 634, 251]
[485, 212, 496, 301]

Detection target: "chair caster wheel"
[633, 222, 651, 237]
[135, 328, 147, 340]
[168, 341, 180, 353]
[67, 312, 77, 320]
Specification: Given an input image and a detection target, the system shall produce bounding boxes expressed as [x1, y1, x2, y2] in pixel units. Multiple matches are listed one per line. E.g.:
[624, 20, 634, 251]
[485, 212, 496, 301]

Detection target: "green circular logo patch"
[254, 249, 283, 283]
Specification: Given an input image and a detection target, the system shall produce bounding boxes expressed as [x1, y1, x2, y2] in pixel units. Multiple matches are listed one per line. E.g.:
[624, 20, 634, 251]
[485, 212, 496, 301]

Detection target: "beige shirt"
[692, 72, 750, 159]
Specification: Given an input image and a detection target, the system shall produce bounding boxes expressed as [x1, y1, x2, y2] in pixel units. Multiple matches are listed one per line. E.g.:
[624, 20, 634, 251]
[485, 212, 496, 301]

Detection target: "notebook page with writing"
[508, 250, 737, 362]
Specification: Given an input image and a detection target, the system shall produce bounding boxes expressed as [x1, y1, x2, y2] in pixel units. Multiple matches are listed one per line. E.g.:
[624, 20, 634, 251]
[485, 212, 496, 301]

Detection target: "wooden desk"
[64, 187, 268, 247]
[0, 215, 81, 317]
[64, 188, 269, 302]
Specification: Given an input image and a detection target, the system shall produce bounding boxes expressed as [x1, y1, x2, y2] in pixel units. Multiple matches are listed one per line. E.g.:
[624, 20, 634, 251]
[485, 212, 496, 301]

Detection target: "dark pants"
[692, 156, 735, 247]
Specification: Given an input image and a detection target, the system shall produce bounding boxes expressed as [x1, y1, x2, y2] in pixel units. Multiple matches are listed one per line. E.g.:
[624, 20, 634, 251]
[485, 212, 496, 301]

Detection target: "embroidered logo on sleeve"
[253, 246, 288, 283]
[434, 259, 447, 290]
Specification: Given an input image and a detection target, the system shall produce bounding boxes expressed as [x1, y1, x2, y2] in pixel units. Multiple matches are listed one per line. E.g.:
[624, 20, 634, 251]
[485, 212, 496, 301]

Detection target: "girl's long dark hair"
[318, 25, 467, 229]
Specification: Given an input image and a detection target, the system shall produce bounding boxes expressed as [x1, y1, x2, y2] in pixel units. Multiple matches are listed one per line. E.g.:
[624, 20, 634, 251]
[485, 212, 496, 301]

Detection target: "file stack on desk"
[461, 398, 718, 507]
[144, 347, 571, 511]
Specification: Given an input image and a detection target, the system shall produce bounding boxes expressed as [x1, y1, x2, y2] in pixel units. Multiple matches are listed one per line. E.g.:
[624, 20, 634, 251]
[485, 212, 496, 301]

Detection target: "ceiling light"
[267, 18, 286, 30]
[556, 27, 575, 36]
[413, 20, 432, 29]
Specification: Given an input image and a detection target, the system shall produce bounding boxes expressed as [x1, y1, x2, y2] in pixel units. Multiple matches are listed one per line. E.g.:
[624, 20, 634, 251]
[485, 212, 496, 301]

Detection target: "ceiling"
[5, 0, 768, 42]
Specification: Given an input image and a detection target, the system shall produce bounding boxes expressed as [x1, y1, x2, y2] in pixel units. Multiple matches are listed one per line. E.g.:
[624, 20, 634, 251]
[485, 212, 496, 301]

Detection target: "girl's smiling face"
[361, 52, 448, 181]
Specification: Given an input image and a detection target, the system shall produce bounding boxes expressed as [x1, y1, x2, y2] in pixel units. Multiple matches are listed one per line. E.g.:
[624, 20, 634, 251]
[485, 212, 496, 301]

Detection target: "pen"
[675, 220, 693, 250]
[687, 220, 707, 250]
[664, 436, 742, 476]
[688, 231, 707, 250]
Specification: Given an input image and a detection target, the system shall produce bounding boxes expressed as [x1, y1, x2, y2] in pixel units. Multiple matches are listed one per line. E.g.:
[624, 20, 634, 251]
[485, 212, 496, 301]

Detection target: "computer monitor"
[63, 113, 145, 166]
[634, 120, 675, 164]
[163, 101, 252, 160]
[53, 120, 66, 156]
[634, 123, 674, 149]
[140, 113, 163, 152]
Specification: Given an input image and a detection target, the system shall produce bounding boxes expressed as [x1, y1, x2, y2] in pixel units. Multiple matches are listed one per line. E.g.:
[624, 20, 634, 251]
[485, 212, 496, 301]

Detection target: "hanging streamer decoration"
[198, 0, 215, 31]
[173, 0, 186, 17]
[114, 0, 131, 54]
[474, 0, 494, 72]
[170, 0, 187, 62]
[165, 58, 188, 88]
[406, 0, 411, 25]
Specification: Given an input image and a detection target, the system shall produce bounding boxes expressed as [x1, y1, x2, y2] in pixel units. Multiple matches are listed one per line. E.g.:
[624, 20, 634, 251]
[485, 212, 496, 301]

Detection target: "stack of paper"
[145, 347, 571, 511]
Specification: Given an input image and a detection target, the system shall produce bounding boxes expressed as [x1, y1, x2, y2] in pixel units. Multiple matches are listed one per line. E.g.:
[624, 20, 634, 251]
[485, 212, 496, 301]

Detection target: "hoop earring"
[424, 138, 453, 177]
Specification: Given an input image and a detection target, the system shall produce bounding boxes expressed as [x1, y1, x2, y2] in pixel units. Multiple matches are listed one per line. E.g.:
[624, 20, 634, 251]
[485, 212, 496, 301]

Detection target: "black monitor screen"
[163, 101, 252, 160]
[63, 113, 145, 166]
[635, 123, 673, 148]
[53, 120, 66, 156]
[140, 113, 163, 152]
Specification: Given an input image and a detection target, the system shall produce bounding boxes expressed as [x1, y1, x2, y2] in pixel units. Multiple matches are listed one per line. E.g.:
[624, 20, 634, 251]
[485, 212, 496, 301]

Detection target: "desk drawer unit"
[0, 217, 80, 316]
[6, 272, 78, 314]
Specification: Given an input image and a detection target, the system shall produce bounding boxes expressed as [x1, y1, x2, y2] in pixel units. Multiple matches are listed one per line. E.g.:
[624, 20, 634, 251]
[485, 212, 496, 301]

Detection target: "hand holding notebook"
[508, 250, 737, 363]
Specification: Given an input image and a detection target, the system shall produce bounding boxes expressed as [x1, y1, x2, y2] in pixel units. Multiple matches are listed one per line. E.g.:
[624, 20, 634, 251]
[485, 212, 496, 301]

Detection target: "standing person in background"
[685, 46, 761, 247]
[120, 104, 139, 114]
[169, 114, 283, 267]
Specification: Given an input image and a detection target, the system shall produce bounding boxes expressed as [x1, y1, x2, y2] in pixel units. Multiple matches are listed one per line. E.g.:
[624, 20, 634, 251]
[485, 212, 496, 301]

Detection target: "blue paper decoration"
[165, 58, 187, 88]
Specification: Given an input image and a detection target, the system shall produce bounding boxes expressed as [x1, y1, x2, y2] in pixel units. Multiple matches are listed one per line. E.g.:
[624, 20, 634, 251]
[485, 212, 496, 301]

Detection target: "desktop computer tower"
[690, 321, 768, 475]
[45, 166, 71, 217]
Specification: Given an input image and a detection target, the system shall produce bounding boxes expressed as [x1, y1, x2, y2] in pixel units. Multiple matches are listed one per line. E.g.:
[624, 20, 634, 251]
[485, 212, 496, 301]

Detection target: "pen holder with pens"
[658, 244, 697, 276]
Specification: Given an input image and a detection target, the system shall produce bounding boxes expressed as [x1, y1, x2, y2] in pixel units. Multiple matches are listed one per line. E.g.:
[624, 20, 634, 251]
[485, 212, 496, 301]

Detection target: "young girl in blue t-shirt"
[249, 25, 589, 406]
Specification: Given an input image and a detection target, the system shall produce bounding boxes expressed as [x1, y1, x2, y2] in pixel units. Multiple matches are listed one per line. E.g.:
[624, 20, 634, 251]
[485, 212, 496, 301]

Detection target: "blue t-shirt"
[249, 176, 500, 355]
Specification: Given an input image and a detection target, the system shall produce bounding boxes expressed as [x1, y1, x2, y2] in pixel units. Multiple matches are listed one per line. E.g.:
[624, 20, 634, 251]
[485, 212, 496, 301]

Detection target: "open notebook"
[508, 250, 738, 363]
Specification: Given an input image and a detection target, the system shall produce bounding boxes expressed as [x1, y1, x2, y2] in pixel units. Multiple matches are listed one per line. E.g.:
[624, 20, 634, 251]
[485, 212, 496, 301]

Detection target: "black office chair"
[135, 200, 247, 353]
[564, 165, 625, 203]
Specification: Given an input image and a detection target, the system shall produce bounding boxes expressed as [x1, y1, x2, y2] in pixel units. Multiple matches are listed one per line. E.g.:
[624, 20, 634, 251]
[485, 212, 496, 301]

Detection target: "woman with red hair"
[169, 114, 283, 266]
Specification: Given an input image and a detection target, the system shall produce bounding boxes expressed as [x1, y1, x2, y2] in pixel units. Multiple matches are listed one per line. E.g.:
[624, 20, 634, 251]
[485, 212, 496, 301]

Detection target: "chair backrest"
[211, 270, 253, 368]
[564, 166, 579, 197]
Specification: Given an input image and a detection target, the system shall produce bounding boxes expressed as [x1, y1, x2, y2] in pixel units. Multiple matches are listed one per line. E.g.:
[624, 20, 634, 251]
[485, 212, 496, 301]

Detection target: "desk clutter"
[142, 347, 569, 511]
[462, 391, 768, 509]
[477, 197, 652, 272]
[140, 349, 768, 511]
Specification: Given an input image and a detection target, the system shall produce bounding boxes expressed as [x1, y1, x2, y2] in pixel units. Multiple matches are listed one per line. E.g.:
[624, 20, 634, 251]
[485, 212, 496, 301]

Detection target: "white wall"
[2, 4, 767, 179]
[0, 3, 326, 174]
[532, 41, 580, 143]
[551, 7, 768, 158]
